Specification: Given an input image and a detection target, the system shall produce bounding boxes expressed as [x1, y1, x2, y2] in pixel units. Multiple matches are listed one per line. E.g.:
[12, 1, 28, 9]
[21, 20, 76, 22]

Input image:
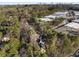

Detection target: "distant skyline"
[0, 0, 79, 5]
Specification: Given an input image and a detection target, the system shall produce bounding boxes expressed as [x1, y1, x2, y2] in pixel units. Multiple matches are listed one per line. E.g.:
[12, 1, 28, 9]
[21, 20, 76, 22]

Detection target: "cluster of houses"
[39, 10, 79, 36]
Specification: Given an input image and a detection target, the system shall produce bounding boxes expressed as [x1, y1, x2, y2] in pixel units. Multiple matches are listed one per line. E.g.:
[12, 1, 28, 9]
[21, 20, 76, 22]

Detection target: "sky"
[0, 0, 79, 5]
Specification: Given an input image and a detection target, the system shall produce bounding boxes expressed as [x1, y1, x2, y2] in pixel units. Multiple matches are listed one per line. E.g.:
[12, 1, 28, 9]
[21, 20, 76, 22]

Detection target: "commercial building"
[45, 12, 66, 19]
[39, 18, 53, 21]
[55, 22, 79, 36]
[72, 19, 79, 23]
[65, 22, 79, 35]
[65, 22, 79, 30]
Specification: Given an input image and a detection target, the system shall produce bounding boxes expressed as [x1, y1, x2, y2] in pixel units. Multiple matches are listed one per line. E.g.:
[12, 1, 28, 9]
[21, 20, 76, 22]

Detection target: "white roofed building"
[64, 22, 79, 35]
[65, 22, 79, 30]
[74, 11, 79, 19]
[54, 12, 66, 18]
[44, 15, 57, 19]
[72, 19, 79, 23]
[44, 12, 66, 20]
[39, 18, 53, 21]
[55, 22, 79, 36]
[39, 11, 79, 22]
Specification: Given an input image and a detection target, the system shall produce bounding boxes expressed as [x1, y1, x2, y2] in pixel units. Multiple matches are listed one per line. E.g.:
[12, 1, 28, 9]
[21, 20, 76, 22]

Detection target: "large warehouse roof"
[65, 22, 79, 29]
[73, 19, 79, 23]
[44, 15, 57, 19]
[55, 12, 65, 15]
[39, 18, 53, 21]
[74, 11, 79, 15]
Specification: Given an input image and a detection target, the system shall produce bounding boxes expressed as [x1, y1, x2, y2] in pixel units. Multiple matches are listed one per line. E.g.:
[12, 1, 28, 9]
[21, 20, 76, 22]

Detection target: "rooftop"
[44, 15, 57, 19]
[55, 24, 79, 36]
[74, 11, 79, 15]
[55, 12, 66, 15]
[72, 19, 79, 23]
[39, 11, 79, 22]
[65, 22, 79, 29]
[39, 18, 53, 21]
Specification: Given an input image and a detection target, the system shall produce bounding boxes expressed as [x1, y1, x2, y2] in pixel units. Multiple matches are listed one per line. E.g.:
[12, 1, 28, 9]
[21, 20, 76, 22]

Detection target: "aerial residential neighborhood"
[0, 3, 79, 57]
